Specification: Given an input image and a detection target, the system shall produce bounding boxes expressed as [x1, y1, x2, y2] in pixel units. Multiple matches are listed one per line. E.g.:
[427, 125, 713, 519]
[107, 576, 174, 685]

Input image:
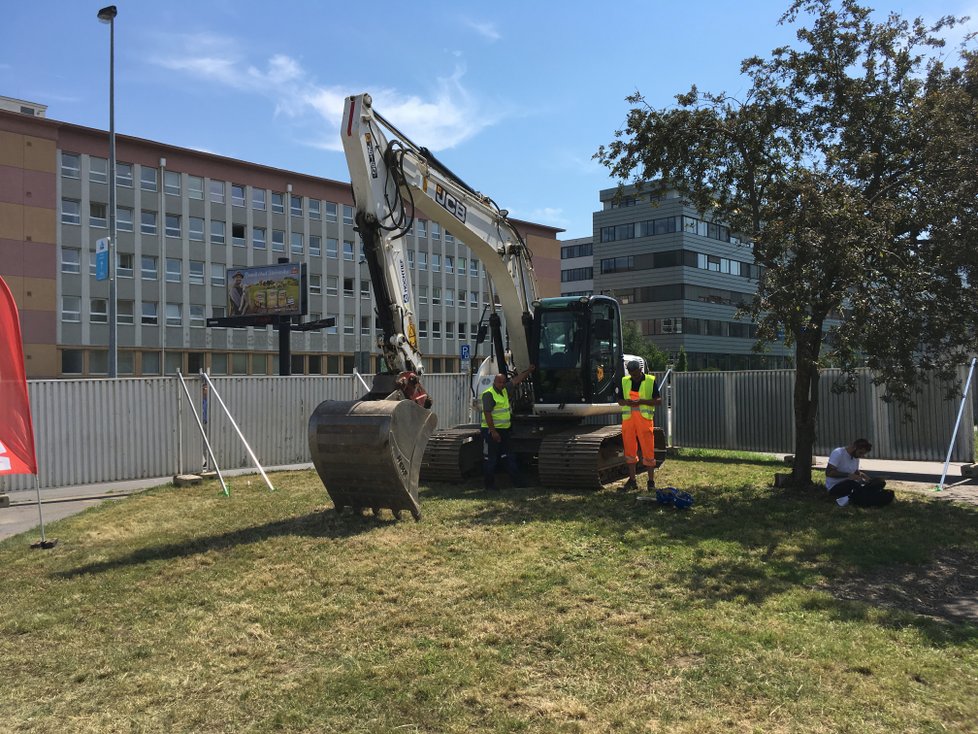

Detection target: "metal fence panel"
[673, 367, 974, 461]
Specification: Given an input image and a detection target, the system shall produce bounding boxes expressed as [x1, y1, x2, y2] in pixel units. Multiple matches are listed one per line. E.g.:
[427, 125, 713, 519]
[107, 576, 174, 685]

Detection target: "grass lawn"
[2, 451, 977, 733]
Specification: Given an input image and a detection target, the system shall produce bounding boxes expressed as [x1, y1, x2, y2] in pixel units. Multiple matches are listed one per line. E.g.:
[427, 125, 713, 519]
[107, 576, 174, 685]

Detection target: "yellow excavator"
[308, 93, 664, 519]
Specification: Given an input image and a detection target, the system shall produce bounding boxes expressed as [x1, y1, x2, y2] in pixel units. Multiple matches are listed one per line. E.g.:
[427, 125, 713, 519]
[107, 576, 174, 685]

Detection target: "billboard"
[226, 263, 306, 319]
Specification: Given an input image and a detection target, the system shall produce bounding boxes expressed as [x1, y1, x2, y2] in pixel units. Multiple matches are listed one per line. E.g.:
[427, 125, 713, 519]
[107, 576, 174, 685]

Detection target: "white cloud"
[151, 33, 500, 152]
[463, 19, 501, 42]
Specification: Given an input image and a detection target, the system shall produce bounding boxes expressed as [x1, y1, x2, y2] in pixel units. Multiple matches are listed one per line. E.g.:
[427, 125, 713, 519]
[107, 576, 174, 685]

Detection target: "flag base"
[30, 539, 58, 550]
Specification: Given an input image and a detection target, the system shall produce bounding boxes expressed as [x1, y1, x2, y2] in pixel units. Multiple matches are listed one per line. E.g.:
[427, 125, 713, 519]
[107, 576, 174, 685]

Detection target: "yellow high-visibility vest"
[481, 386, 512, 429]
[621, 374, 656, 421]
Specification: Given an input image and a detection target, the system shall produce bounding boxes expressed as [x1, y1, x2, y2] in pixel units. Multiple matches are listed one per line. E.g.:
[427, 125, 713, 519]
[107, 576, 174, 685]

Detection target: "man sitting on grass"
[825, 438, 895, 507]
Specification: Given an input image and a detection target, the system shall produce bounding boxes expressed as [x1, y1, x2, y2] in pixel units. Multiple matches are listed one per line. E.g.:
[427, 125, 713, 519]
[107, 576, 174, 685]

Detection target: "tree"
[622, 321, 669, 372]
[675, 346, 688, 373]
[597, 0, 978, 485]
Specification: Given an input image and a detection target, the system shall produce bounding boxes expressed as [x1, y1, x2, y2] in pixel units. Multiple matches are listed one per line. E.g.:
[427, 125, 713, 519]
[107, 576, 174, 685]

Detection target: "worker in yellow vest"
[482, 365, 535, 490]
[618, 360, 661, 491]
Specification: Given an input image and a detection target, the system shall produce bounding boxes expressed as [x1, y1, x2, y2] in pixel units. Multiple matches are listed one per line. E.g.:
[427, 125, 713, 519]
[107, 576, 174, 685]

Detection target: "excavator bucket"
[308, 398, 437, 520]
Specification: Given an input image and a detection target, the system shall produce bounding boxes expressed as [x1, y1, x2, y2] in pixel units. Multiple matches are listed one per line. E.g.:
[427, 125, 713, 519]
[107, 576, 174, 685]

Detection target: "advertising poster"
[226, 263, 305, 319]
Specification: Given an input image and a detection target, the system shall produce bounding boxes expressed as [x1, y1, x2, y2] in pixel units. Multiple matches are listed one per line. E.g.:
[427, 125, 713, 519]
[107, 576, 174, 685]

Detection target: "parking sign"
[460, 344, 471, 361]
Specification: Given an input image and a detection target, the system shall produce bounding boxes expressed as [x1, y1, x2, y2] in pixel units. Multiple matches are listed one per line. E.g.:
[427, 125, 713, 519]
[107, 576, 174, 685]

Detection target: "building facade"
[0, 108, 562, 379]
[561, 184, 790, 370]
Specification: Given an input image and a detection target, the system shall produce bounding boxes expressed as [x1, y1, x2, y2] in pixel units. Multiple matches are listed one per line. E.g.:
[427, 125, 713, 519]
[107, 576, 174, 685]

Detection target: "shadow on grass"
[423, 472, 978, 644]
[54, 508, 388, 579]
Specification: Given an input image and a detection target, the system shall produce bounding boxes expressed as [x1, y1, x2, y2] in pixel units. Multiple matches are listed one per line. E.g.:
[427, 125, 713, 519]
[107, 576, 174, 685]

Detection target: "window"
[166, 302, 182, 326]
[326, 237, 338, 258]
[418, 251, 427, 271]
[291, 194, 303, 216]
[116, 162, 133, 187]
[433, 321, 442, 338]
[445, 231, 455, 245]
[343, 278, 354, 296]
[309, 235, 321, 256]
[417, 220, 427, 238]
[61, 296, 81, 322]
[309, 199, 321, 220]
[117, 253, 134, 278]
[457, 257, 466, 274]
[141, 210, 157, 235]
[252, 188, 266, 211]
[188, 175, 204, 200]
[445, 256, 454, 274]
[189, 217, 204, 241]
[189, 260, 205, 285]
[459, 289, 467, 306]
[419, 286, 428, 305]
[140, 167, 158, 192]
[326, 275, 337, 296]
[211, 220, 226, 245]
[432, 287, 441, 305]
[61, 199, 80, 225]
[343, 240, 354, 261]
[164, 170, 181, 196]
[272, 229, 285, 252]
[211, 353, 228, 374]
[166, 258, 181, 283]
[271, 192, 285, 214]
[253, 227, 266, 249]
[361, 315, 371, 336]
[310, 274, 322, 295]
[343, 314, 354, 335]
[231, 184, 246, 207]
[117, 207, 133, 232]
[232, 223, 246, 247]
[190, 304, 206, 327]
[209, 180, 225, 204]
[432, 254, 441, 273]
[141, 351, 161, 375]
[407, 249, 415, 267]
[212, 305, 226, 319]
[470, 259, 479, 277]
[61, 248, 81, 274]
[61, 152, 80, 178]
[360, 279, 370, 297]
[86, 202, 106, 228]
[89, 351, 108, 375]
[118, 300, 134, 325]
[458, 322, 467, 339]
[141, 301, 158, 326]
[166, 214, 181, 238]
[445, 289, 454, 306]
[343, 205, 354, 225]
[291, 232, 303, 254]
[211, 263, 225, 286]
[90, 298, 108, 324]
[419, 320, 428, 338]
[431, 222, 441, 240]
[89, 156, 107, 183]
[141, 255, 158, 280]
[325, 202, 337, 222]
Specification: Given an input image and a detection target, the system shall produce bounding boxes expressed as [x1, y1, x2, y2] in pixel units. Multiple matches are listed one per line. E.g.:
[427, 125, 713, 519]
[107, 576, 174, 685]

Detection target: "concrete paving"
[1, 457, 975, 544]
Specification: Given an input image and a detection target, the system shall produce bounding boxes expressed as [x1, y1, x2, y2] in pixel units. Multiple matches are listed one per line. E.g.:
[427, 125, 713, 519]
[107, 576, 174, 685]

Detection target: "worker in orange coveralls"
[618, 359, 661, 492]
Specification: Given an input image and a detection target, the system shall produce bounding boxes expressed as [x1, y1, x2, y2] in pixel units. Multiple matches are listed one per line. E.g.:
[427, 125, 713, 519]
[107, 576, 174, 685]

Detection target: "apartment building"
[0, 107, 562, 379]
[561, 184, 790, 370]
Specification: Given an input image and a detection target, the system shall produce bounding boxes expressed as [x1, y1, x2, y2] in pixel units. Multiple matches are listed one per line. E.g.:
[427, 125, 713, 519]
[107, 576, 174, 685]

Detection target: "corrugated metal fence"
[2, 374, 473, 493]
[670, 367, 974, 461]
[3, 368, 972, 493]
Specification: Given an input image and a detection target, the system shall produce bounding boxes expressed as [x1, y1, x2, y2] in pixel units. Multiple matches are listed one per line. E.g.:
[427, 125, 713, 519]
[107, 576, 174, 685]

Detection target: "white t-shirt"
[825, 446, 860, 490]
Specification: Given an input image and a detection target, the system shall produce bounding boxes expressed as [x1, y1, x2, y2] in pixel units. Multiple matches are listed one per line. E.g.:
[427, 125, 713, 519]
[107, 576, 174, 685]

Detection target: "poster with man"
[225, 263, 306, 320]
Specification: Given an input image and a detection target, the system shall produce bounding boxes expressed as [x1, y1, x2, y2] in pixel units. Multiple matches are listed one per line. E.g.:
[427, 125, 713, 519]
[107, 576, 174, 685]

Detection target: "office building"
[0, 106, 562, 379]
[562, 184, 790, 370]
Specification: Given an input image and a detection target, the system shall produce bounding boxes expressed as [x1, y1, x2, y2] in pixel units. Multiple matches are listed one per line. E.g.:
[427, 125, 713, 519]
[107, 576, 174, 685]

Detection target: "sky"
[3, 0, 976, 239]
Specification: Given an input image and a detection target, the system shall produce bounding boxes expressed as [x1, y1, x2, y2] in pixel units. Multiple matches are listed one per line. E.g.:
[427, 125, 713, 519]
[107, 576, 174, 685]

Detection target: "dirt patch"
[825, 548, 978, 624]
[890, 480, 978, 507]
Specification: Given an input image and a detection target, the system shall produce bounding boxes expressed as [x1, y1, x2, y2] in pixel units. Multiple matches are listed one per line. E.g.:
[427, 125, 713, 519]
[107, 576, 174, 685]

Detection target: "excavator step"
[308, 398, 437, 520]
[537, 425, 667, 491]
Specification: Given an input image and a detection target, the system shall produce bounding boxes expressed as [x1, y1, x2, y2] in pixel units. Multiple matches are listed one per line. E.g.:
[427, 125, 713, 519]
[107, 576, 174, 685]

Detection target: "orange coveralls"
[622, 381, 656, 470]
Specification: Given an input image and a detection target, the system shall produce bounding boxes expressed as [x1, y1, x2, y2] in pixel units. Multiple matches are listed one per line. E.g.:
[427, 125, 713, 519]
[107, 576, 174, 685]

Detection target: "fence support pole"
[176, 371, 229, 496]
[938, 358, 977, 491]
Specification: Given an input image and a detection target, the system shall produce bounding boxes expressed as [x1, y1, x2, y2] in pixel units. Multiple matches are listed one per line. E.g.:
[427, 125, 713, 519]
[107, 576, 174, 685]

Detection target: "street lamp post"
[98, 5, 118, 377]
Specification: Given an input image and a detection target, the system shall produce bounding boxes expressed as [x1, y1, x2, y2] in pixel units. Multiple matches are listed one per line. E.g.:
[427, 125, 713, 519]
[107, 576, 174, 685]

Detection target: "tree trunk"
[791, 330, 821, 486]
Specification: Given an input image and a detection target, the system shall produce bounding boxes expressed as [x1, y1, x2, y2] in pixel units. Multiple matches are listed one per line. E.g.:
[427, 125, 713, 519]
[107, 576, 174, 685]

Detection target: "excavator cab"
[532, 295, 624, 407]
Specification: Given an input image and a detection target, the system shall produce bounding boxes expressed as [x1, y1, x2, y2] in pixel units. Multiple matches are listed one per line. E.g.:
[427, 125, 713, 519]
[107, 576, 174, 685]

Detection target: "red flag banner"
[0, 276, 37, 475]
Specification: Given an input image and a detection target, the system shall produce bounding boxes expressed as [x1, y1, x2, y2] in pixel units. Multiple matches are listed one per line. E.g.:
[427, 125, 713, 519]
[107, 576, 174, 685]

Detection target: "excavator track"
[536, 425, 667, 490]
[420, 427, 482, 483]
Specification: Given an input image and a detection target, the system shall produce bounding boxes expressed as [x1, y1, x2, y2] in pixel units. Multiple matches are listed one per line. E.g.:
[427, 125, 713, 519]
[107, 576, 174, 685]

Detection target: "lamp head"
[97, 5, 117, 23]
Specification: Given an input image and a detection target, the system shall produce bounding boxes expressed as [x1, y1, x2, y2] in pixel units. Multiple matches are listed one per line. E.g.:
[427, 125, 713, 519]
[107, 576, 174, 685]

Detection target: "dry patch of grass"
[1, 459, 978, 733]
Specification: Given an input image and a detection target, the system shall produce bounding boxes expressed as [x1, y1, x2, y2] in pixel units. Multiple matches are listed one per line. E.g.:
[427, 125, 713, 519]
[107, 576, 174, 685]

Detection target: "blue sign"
[95, 238, 109, 281]
[460, 344, 471, 361]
